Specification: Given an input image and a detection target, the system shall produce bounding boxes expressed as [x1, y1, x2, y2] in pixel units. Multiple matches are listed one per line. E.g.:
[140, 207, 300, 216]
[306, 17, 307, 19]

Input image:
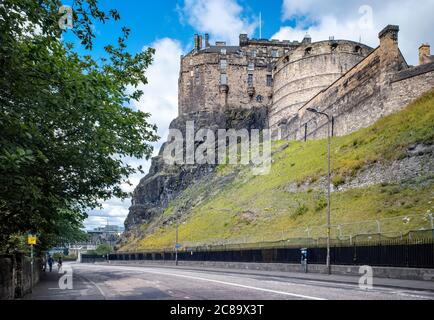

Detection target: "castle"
[178, 25, 434, 141]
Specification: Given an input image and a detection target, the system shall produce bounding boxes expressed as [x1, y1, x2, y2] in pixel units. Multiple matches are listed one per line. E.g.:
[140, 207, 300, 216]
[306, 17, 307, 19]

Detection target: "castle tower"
[419, 44, 432, 65]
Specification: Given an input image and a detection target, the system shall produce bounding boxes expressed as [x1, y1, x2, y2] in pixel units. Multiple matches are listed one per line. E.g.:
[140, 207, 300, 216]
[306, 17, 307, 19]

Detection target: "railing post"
[376, 220, 381, 234]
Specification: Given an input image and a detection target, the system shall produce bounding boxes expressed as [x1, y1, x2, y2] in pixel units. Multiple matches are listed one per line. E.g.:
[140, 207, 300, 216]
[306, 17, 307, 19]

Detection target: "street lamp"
[175, 221, 185, 266]
[306, 107, 332, 275]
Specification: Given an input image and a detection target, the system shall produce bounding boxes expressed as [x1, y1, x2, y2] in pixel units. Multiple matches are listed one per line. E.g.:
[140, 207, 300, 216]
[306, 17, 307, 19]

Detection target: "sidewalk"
[23, 264, 104, 300]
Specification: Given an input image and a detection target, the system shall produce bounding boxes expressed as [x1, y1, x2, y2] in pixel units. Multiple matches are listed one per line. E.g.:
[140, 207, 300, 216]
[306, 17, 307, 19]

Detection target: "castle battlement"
[178, 33, 304, 115]
[178, 26, 434, 142]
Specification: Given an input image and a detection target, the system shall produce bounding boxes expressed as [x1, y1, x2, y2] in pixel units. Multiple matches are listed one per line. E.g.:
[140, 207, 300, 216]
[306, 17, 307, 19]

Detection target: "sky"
[64, 0, 434, 230]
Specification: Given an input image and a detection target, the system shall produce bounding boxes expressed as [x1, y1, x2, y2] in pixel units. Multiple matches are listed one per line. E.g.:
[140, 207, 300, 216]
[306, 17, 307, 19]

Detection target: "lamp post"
[307, 108, 332, 275]
[175, 223, 179, 266]
[175, 221, 185, 266]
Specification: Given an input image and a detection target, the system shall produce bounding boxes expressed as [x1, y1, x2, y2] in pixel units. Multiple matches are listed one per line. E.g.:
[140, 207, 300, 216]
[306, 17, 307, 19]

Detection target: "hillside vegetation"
[120, 91, 434, 251]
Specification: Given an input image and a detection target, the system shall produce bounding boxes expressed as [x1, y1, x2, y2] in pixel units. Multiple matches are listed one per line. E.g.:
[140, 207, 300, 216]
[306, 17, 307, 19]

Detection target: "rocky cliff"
[122, 107, 268, 241]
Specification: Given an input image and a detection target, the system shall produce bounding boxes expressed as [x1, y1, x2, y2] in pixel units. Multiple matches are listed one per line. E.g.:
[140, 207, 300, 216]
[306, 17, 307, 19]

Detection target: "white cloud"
[179, 0, 258, 45]
[132, 38, 183, 143]
[274, 0, 434, 65]
[84, 38, 183, 230]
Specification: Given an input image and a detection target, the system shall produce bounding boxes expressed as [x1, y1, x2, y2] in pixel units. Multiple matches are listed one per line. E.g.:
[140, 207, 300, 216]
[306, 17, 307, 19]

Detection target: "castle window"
[189, 59, 193, 66]
[195, 67, 200, 84]
[220, 74, 228, 85]
[190, 70, 194, 77]
[266, 75, 273, 87]
[221, 48, 227, 55]
[354, 45, 362, 54]
[305, 47, 312, 55]
[256, 95, 263, 102]
[272, 49, 279, 58]
[248, 62, 255, 71]
[220, 59, 227, 70]
[247, 74, 254, 87]
[331, 43, 338, 51]
[250, 50, 257, 58]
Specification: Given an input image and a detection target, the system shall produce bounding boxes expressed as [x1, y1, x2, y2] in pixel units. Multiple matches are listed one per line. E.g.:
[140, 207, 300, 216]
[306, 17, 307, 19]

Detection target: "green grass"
[120, 91, 434, 251]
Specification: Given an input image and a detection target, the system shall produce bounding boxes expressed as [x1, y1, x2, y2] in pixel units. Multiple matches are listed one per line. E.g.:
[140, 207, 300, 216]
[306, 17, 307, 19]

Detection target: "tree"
[0, 0, 159, 252]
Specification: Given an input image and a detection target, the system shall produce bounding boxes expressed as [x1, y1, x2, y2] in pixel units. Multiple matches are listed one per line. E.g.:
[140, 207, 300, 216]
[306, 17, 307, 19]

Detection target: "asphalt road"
[25, 262, 434, 300]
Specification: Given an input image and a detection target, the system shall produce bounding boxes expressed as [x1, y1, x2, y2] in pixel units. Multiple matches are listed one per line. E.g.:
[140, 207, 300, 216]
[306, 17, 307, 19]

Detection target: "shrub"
[332, 175, 346, 188]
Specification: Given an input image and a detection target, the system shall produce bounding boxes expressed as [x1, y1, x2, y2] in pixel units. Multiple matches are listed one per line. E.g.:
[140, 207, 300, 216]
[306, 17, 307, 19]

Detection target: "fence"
[174, 213, 434, 250]
[107, 232, 434, 269]
[80, 254, 108, 263]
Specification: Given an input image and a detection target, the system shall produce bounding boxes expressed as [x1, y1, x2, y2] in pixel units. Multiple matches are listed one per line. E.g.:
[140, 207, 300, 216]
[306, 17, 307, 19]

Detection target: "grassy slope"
[121, 91, 434, 251]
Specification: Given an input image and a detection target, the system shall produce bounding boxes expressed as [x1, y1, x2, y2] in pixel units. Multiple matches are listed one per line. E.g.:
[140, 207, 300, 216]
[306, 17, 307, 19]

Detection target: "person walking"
[47, 255, 54, 272]
[57, 256, 63, 272]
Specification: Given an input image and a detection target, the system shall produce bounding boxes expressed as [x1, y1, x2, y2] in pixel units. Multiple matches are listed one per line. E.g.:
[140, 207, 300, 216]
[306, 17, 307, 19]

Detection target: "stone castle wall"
[178, 35, 302, 115]
[178, 26, 434, 143]
[279, 25, 434, 141]
[270, 40, 373, 134]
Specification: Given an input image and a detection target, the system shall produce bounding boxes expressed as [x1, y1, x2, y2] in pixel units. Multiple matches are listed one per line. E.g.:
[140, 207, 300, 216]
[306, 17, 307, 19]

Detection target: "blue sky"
[73, 0, 434, 230]
[63, 0, 292, 55]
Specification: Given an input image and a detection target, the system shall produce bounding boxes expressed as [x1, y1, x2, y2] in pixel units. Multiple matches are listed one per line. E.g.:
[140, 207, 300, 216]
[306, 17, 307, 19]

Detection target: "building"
[178, 25, 434, 141]
[178, 33, 306, 114]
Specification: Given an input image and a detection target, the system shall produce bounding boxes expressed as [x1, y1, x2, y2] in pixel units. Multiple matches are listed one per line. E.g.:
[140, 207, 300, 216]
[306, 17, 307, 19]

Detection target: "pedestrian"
[47, 255, 54, 272]
[57, 256, 63, 272]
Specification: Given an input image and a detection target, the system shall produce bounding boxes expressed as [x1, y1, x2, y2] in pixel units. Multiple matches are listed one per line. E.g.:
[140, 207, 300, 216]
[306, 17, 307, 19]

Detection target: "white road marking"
[77, 264, 434, 300]
[82, 265, 327, 300]
[74, 271, 107, 299]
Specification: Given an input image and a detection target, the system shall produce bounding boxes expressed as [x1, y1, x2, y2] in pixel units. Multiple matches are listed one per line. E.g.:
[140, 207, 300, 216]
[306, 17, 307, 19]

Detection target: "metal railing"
[177, 213, 433, 249]
[124, 213, 433, 253]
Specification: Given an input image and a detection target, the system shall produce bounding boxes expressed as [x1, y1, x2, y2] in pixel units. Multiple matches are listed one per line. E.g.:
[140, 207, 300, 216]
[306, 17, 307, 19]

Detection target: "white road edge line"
[74, 270, 107, 299]
[96, 265, 327, 300]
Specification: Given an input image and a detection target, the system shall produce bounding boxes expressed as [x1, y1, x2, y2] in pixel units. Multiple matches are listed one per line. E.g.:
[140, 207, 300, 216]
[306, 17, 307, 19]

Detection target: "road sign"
[28, 235, 37, 245]
[175, 244, 182, 249]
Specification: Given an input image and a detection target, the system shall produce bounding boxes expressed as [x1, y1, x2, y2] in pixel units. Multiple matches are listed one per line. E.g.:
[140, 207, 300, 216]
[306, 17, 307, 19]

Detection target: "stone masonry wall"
[178, 35, 300, 115]
[0, 253, 41, 299]
[280, 26, 434, 141]
[270, 40, 372, 135]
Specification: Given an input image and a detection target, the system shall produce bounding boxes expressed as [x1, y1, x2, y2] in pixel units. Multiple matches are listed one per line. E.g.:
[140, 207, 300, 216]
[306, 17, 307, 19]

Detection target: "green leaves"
[0, 0, 158, 251]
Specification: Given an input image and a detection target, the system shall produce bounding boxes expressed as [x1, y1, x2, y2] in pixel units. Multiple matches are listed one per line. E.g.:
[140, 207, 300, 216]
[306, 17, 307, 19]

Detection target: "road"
[25, 262, 434, 300]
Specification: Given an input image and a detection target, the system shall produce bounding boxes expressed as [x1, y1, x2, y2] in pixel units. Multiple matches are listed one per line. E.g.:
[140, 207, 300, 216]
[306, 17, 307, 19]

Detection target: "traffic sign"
[28, 235, 37, 245]
[175, 244, 182, 249]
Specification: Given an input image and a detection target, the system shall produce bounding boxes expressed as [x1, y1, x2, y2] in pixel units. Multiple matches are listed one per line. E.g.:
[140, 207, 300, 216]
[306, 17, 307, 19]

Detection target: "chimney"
[239, 34, 248, 46]
[378, 25, 400, 73]
[379, 25, 399, 47]
[419, 44, 431, 65]
[194, 34, 200, 51]
[198, 35, 203, 50]
[205, 34, 210, 48]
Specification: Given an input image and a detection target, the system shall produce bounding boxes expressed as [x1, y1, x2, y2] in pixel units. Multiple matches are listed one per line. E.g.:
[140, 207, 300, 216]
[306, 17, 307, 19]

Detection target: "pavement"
[23, 262, 434, 300]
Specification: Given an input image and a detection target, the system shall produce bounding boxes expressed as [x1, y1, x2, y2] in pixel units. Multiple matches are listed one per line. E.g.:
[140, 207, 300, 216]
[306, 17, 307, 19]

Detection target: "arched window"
[305, 47, 312, 55]
[354, 45, 362, 54]
[331, 43, 338, 51]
